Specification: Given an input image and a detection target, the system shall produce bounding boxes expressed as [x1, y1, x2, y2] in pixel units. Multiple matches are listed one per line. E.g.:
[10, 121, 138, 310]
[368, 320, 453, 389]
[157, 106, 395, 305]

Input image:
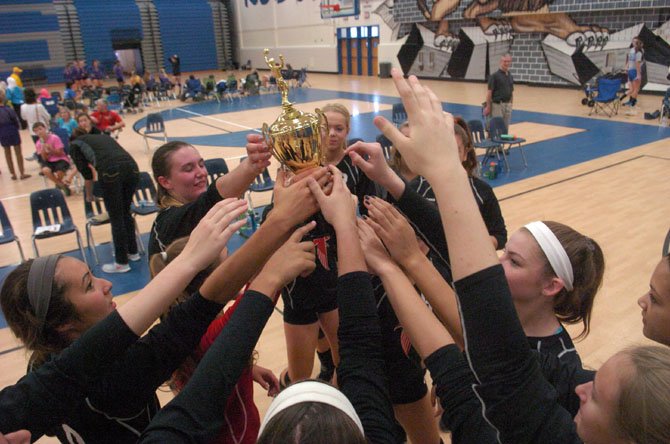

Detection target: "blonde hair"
[322, 103, 351, 152]
[616, 346, 670, 444]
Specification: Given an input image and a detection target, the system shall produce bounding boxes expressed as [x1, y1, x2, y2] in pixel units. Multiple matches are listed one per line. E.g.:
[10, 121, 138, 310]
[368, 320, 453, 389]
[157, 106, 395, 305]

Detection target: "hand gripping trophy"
[262, 49, 327, 173]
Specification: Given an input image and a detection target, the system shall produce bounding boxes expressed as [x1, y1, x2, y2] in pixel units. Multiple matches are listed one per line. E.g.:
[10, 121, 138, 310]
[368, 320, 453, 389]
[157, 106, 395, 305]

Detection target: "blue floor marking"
[4, 90, 666, 334]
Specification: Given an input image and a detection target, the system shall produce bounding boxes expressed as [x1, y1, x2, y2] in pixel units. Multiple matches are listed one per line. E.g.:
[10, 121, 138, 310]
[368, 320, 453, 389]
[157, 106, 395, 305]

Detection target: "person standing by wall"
[169, 55, 181, 95]
[0, 89, 30, 180]
[483, 54, 514, 131]
[624, 36, 644, 114]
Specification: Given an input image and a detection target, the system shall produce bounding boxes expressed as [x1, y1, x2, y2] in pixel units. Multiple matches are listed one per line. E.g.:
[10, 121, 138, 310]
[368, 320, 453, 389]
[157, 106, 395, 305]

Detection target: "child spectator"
[33, 122, 75, 194]
[56, 108, 78, 137]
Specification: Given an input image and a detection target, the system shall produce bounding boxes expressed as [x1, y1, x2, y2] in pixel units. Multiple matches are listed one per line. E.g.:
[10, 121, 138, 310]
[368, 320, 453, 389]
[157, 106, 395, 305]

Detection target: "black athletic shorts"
[281, 263, 338, 325]
[375, 280, 428, 404]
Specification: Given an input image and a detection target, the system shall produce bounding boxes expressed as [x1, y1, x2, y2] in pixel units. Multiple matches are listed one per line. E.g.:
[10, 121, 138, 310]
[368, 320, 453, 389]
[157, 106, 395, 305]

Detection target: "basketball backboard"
[320, 0, 359, 19]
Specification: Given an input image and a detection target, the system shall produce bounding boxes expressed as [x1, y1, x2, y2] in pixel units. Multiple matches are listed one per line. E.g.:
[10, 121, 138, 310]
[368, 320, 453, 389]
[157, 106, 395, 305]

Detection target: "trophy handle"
[315, 109, 328, 166]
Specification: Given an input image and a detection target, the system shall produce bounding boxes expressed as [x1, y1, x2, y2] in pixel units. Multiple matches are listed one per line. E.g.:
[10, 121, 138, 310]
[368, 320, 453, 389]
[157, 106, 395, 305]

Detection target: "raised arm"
[363, 196, 463, 348]
[200, 167, 327, 303]
[212, 133, 273, 199]
[139, 224, 316, 442]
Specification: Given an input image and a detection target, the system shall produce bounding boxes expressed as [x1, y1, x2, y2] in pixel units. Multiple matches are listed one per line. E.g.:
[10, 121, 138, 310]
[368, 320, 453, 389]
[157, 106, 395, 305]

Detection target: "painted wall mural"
[377, 0, 670, 89]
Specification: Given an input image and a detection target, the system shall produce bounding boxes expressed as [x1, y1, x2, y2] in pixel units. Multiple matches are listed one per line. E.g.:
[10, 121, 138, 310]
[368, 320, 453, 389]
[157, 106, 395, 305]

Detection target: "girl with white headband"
[141, 166, 399, 443]
[0, 185, 321, 443]
[361, 70, 670, 444]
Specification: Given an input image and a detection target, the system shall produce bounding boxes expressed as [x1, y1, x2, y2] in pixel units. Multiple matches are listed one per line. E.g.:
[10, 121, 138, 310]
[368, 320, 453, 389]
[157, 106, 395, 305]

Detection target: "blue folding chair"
[84, 182, 110, 265]
[489, 117, 527, 171]
[30, 189, 87, 265]
[205, 158, 230, 185]
[589, 78, 622, 117]
[142, 113, 168, 152]
[41, 97, 59, 119]
[469, 119, 504, 169]
[106, 93, 123, 113]
[392, 103, 407, 126]
[0, 200, 26, 262]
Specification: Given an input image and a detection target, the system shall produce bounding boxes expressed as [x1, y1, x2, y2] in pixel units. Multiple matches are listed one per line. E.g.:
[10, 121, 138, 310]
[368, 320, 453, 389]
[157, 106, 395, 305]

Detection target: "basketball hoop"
[321, 3, 341, 11]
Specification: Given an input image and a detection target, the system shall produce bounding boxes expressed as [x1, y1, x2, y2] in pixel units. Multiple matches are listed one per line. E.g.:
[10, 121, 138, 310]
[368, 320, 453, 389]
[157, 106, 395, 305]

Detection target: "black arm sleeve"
[0, 311, 138, 436]
[336, 272, 398, 444]
[69, 140, 97, 180]
[149, 182, 223, 255]
[139, 291, 274, 443]
[390, 185, 451, 276]
[454, 265, 580, 444]
[85, 292, 223, 417]
[472, 178, 507, 249]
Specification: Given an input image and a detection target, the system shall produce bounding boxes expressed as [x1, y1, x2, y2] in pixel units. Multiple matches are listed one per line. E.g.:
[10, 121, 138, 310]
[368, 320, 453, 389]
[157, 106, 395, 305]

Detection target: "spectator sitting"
[33, 122, 76, 195]
[90, 99, 125, 136]
[63, 82, 80, 110]
[56, 108, 78, 137]
[38, 89, 51, 101]
[181, 75, 204, 101]
[244, 71, 260, 95]
[75, 112, 102, 135]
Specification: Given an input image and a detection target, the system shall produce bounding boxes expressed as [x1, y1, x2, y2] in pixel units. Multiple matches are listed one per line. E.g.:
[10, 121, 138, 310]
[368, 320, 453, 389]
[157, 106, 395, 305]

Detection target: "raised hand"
[306, 164, 356, 230]
[179, 198, 249, 271]
[363, 197, 424, 268]
[344, 141, 402, 192]
[270, 167, 329, 227]
[252, 364, 280, 397]
[356, 218, 397, 276]
[373, 69, 461, 182]
[245, 133, 272, 174]
[250, 221, 317, 296]
[0, 431, 31, 444]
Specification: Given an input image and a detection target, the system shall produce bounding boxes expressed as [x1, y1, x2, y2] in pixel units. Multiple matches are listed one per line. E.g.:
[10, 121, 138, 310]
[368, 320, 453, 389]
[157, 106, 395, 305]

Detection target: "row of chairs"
[385, 102, 527, 173]
[0, 158, 275, 267]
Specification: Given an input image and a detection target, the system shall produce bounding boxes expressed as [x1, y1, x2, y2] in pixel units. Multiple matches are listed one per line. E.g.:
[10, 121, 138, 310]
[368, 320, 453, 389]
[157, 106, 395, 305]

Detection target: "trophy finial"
[263, 48, 291, 106]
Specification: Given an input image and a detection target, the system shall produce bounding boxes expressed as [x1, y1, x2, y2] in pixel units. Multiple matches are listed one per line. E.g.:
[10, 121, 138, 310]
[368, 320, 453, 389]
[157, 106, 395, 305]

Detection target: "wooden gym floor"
[0, 71, 668, 442]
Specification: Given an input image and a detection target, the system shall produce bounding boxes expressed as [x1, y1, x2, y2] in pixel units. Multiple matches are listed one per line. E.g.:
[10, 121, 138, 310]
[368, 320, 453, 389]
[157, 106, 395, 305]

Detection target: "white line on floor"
[174, 108, 262, 133]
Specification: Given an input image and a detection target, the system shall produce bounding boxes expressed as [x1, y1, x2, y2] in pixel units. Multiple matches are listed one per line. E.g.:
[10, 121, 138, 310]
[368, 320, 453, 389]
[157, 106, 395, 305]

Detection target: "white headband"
[259, 380, 364, 436]
[524, 221, 574, 291]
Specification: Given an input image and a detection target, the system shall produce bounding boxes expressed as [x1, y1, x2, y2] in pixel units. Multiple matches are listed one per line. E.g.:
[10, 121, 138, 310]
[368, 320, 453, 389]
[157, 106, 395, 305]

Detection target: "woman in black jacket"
[70, 128, 140, 273]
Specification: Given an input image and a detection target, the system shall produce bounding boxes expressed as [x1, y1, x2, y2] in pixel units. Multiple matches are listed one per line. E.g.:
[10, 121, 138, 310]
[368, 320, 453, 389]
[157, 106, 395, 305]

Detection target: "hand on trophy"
[270, 167, 329, 227]
[373, 69, 461, 183]
[245, 133, 272, 175]
[307, 165, 357, 230]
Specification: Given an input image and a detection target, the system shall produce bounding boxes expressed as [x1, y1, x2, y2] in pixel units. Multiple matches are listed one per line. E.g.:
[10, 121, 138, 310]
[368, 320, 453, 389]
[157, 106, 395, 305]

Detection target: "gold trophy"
[262, 49, 326, 173]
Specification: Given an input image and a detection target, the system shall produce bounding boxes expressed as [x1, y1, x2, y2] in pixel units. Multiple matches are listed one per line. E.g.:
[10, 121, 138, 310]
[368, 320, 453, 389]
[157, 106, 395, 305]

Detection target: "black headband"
[27, 255, 61, 333]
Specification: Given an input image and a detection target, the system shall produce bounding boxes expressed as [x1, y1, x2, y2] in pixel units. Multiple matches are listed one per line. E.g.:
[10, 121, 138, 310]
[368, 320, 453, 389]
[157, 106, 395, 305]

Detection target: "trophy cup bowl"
[262, 49, 327, 173]
[262, 108, 326, 173]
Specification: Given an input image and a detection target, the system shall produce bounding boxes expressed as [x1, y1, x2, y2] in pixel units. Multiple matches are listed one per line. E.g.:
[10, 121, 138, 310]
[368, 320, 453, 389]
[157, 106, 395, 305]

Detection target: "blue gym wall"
[153, 0, 218, 73]
[0, 0, 222, 86]
[0, 0, 66, 86]
[73, 0, 143, 73]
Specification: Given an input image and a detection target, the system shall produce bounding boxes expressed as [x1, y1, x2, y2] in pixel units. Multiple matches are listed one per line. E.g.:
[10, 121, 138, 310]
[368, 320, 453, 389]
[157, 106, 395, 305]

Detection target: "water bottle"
[488, 161, 497, 180]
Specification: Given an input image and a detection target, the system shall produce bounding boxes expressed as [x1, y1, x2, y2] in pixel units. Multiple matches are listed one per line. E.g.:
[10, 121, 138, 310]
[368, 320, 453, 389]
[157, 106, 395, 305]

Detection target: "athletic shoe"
[128, 253, 141, 262]
[102, 262, 131, 273]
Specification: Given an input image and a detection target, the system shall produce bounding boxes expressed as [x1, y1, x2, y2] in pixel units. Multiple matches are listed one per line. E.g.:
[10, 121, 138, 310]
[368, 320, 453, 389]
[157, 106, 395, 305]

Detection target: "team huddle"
[0, 70, 668, 444]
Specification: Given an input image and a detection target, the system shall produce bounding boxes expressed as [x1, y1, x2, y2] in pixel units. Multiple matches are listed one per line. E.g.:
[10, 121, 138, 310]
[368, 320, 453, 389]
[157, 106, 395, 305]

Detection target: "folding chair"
[40, 97, 59, 120]
[0, 200, 26, 262]
[205, 158, 230, 185]
[130, 172, 159, 254]
[468, 119, 504, 170]
[375, 134, 392, 160]
[30, 189, 87, 265]
[392, 103, 407, 126]
[107, 92, 124, 114]
[50, 91, 62, 104]
[84, 182, 111, 265]
[660, 87, 670, 127]
[142, 113, 168, 152]
[489, 117, 527, 171]
[589, 78, 622, 117]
